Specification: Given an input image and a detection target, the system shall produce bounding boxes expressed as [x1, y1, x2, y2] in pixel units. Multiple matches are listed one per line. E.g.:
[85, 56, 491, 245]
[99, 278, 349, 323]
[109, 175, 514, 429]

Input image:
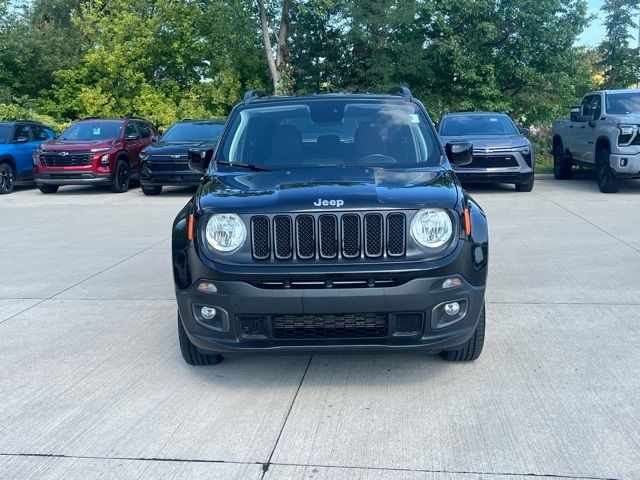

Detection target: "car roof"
[441, 112, 509, 116]
[601, 89, 640, 95]
[0, 120, 48, 126]
[246, 93, 413, 104]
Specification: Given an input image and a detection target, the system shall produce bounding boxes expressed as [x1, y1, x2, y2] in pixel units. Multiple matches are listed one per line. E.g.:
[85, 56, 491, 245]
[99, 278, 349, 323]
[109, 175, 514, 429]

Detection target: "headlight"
[205, 214, 246, 252]
[618, 124, 635, 144]
[139, 151, 150, 161]
[410, 208, 453, 248]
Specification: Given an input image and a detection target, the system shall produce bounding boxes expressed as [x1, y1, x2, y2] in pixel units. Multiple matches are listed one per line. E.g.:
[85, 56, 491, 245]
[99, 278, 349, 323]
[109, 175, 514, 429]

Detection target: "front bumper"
[34, 171, 113, 186]
[610, 151, 640, 178]
[455, 149, 534, 184]
[140, 161, 203, 187]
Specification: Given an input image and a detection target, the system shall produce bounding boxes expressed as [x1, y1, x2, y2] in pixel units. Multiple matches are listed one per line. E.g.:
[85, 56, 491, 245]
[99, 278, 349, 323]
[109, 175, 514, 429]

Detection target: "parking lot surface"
[1, 175, 639, 480]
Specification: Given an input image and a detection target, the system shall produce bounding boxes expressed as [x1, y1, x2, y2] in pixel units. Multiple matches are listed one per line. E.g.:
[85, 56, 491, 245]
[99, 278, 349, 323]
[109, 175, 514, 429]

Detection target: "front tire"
[111, 160, 130, 193]
[141, 185, 162, 196]
[440, 303, 485, 362]
[0, 163, 15, 194]
[596, 146, 620, 193]
[178, 313, 224, 366]
[553, 141, 572, 179]
[38, 184, 59, 194]
[515, 176, 534, 192]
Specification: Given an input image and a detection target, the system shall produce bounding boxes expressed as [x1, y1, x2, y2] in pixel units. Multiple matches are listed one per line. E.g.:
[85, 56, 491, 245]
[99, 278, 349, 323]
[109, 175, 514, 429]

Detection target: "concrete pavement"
[0, 178, 639, 480]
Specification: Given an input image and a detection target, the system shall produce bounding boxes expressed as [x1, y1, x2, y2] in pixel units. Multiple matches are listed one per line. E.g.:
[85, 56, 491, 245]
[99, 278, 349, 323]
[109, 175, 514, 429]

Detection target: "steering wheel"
[357, 154, 396, 165]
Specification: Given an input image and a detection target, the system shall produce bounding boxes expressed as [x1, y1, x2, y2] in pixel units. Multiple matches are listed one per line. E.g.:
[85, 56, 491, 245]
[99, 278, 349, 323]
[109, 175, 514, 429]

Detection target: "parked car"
[552, 89, 640, 193]
[33, 116, 157, 194]
[0, 120, 55, 194]
[439, 112, 535, 192]
[139, 119, 225, 195]
[172, 88, 489, 366]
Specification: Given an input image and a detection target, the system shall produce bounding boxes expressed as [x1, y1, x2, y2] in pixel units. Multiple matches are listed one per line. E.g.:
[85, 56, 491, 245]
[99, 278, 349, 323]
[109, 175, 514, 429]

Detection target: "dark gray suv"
[439, 112, 535, 192]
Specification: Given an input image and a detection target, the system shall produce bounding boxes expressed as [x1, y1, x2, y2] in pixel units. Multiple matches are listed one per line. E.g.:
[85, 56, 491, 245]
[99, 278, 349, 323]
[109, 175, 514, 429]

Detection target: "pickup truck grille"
[40, 152, 92, 167]
[250, 212, 406, 261]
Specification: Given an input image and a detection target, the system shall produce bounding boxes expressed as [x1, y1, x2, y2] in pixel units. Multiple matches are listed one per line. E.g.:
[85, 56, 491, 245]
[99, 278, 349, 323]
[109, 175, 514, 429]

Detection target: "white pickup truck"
[552, 89, 640, 193]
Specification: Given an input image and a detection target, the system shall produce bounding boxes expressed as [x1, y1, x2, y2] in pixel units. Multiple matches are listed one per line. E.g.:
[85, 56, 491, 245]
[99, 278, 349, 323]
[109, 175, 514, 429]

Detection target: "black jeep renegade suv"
[172, 88, 488, 365]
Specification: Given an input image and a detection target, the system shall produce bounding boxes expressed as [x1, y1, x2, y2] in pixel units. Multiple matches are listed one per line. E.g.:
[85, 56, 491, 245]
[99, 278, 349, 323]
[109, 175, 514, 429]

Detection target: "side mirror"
[570, 105, 592, 122]
[518, 126, 530, 135]
[445, 142, 473, 167]
[188, 148, 213, 173]
[13, 136, 29, 144]
[151, 135, 160, 142]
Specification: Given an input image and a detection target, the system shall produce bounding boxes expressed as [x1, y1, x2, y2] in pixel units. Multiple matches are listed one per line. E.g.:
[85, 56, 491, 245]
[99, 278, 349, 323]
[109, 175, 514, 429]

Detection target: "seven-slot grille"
[250, 212, 406, 261]
[40, 152, 92, 167]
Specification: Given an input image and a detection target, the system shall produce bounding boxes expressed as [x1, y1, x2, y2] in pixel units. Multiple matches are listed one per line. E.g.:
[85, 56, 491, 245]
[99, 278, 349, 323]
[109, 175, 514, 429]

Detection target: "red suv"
[34, 117, 158, 193]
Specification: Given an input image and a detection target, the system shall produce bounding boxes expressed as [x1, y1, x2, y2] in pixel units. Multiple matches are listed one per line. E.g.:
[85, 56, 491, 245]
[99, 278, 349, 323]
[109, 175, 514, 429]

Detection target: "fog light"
[620, 158, 628, 167]
[444, 302, 460, 316]
[442, 277, 462, 289]
[200, 306, 216, 320]
[197, 281, 217, 293]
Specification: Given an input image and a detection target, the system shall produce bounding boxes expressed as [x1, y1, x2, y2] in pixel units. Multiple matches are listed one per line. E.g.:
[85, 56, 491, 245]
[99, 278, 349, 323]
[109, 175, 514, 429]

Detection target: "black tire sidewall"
[112, 160, 130, 193]
[0, 163, 15, 194]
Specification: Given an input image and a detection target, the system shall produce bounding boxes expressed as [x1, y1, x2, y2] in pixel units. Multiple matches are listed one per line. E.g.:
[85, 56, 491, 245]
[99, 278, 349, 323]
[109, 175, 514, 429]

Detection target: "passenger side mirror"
[188, 148, 213, 173]
[445, 142, 473, 167]
[518, 126, 530, 135]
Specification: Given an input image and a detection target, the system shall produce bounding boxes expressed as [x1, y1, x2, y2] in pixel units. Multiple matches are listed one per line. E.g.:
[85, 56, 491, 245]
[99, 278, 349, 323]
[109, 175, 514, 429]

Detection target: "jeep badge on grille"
[314, 198, 344, 207]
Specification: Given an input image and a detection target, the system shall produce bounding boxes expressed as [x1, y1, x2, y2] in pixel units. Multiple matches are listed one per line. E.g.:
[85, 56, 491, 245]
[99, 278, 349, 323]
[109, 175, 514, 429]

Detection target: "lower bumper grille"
[465, 155, 519, 169]
[272, 313, 388, 339]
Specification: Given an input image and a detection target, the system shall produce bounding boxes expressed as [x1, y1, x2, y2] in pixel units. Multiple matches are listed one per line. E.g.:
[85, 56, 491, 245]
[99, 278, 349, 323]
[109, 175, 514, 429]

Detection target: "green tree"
[598, 0, 639, 89]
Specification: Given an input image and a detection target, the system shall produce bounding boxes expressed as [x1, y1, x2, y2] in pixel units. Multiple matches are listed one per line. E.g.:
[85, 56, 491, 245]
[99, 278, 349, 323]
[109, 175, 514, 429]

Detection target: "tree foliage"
[0, 0, 610, 130]
[598, 0, 639, 89]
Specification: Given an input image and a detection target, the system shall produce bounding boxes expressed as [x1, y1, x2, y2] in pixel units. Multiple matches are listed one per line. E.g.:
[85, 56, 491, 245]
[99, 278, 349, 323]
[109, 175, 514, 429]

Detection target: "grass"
[536, 151, 554, 174]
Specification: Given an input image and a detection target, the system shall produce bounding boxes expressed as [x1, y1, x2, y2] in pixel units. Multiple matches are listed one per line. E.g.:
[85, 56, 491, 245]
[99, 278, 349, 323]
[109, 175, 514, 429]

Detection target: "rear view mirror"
[188, 148, 213, 173]
[445, 142, 473, 167]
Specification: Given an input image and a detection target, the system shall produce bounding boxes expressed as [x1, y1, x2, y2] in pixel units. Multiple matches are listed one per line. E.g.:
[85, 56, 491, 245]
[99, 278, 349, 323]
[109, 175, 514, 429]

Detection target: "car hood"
[197, 166, 460, 214]
[440, 134, 528, 150]
[40, 138, 117, 151]
[143, 140, 217, 156]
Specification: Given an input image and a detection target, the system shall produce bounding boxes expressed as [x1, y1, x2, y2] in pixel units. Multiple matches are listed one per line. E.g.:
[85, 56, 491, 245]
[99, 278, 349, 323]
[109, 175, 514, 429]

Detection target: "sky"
[578, 0, 639, 47]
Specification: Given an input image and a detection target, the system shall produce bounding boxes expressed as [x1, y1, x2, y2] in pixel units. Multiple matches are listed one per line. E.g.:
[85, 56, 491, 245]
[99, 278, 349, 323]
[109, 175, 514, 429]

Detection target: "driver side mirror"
[13, 136, 29, 144]
[151, 135, 160, 142]
[188, 148, 213, 173]
[518, 126, 530, 135]
[445, 142, 473, 167]
[570, 105, 592, 122]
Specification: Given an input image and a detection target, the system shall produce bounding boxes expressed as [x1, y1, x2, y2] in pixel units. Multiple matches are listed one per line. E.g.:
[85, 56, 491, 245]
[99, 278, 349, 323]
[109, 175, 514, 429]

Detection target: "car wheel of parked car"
[553, 142, 572, 180]
[111, 160, 130, 193]
[0, 163, 15, 194]
[515, 177, 534, 192]
[596, 146, 620, 194]
[142, 185, 162, 196]
[178, 312, 225, 366]
[439, 303, 485, 361]
[38, 184, 59, 194]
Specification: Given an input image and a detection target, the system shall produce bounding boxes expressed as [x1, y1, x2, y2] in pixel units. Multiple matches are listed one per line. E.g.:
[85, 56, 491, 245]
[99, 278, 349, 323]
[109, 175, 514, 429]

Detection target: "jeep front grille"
[250, 212, 406, 261]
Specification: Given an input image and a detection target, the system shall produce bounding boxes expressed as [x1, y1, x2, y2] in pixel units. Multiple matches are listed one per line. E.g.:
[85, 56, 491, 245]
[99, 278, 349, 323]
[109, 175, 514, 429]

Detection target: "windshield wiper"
[216, 160, 271, 172]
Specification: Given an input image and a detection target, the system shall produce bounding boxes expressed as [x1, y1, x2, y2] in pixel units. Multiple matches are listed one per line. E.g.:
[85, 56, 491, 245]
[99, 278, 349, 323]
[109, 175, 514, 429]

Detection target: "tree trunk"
[257, 0, 292, 93]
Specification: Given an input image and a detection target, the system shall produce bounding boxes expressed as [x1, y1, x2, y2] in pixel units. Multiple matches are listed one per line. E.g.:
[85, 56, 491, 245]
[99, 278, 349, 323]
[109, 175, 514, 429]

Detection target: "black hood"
[197, 166, 460, 214]
[143, 140, 217, 156]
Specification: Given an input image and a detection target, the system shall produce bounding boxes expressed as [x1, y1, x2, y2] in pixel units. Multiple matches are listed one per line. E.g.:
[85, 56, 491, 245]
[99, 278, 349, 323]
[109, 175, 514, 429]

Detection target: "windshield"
[59, 121, 123, 141]
[0, 125, 10, 143]
[161, 122, 224, 142]
[440, 114, 518, 136]
[216, 99, 441, 169]
[606, 93, 640, 114]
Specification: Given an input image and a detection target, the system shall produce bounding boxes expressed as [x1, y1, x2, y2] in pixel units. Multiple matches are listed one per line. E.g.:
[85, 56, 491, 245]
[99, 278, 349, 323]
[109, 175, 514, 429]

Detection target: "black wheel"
[515, 176, 534, 192]
[111, 160, 130, 193]
[596, 146, 620, 193]
[440, 303, 485, 362]
[141, 185, 162, 196]
[178, 312, 224, 366]
[553, 141, 572, 179]
[38, 184, 59, 194]
[0, 163, 15, 194]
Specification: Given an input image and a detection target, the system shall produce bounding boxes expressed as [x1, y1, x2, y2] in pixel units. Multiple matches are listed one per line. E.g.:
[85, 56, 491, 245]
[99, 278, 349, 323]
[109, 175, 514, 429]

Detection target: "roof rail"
[388, 86, 413, 100]
[243, 90, 268, 105]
